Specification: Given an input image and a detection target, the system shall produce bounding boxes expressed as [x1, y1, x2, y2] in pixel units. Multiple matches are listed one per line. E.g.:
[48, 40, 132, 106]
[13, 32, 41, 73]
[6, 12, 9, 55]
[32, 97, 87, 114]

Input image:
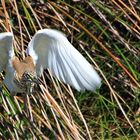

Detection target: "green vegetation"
[0, 0, 140, 139]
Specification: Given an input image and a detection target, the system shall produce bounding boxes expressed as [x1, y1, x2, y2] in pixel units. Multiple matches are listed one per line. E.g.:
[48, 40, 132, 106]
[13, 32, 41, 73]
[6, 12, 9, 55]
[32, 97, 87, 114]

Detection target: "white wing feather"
[27, 29, 101, 91]
[0, 32, 14, 72]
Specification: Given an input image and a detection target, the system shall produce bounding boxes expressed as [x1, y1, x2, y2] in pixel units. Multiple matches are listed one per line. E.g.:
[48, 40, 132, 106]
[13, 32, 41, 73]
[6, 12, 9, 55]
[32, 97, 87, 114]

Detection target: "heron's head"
[21, 71, 39, 93]
[14, 71, 39, 93]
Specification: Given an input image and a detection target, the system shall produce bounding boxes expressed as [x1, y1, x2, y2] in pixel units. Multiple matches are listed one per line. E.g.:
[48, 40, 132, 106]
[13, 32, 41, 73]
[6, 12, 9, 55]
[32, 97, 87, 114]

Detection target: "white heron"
[0, 29, 101, 95]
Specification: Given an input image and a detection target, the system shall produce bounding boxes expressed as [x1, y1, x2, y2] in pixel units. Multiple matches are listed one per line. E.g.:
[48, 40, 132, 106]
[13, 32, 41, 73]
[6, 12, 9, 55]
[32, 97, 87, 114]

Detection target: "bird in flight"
[0, 29, 101, 95]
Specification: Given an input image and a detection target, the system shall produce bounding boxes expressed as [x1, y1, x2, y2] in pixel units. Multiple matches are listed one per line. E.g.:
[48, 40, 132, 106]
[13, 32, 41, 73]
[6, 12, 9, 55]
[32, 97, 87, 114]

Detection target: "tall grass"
[0, 0, 140, 139]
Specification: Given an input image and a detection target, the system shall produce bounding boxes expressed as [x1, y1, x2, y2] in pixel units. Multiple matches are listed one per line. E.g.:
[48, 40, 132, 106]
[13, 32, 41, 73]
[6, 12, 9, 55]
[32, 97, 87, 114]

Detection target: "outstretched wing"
[27, 29, 101, 91]
[0, 32, 14, 72]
